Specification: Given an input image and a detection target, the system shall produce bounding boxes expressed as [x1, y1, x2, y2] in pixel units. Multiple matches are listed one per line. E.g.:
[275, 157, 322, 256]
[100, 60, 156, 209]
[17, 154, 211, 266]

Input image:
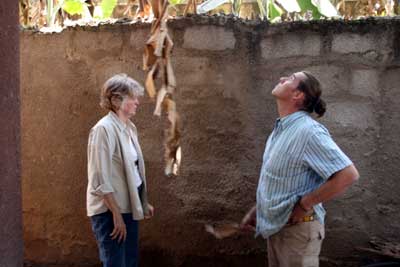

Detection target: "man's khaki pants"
[267, 221, 325, 267]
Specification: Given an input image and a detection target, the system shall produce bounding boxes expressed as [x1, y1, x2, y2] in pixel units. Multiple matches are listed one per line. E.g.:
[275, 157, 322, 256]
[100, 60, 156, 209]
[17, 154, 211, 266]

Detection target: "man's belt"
[287, 214, 315, 225]
[301, 214, 315, 223]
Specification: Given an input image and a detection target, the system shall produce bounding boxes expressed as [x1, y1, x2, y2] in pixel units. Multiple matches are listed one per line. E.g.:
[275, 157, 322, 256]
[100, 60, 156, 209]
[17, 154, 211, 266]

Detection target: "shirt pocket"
[266, 152, 305, 180]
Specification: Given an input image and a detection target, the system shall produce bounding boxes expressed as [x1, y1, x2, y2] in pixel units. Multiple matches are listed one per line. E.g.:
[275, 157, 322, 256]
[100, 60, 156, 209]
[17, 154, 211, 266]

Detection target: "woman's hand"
[145, 203, 154, 219]
[103, 193, 126, 243]
[110, 212, 127, 243]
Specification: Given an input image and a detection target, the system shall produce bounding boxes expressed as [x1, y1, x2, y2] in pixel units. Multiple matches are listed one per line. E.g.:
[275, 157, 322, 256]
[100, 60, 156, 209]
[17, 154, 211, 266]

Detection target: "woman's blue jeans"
[91, 211, 139, 267]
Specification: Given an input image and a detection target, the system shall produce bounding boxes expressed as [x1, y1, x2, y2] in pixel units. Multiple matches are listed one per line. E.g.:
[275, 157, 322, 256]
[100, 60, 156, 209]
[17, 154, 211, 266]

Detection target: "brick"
[332, 33, 380, 54]
[304, 65, 349, 97]
[351, 69, 380, 98]
[183, 26, 235, 51]
[174, 56, 212, 86]
[324, 102, 376, 130]
[261, 34, 321, 59]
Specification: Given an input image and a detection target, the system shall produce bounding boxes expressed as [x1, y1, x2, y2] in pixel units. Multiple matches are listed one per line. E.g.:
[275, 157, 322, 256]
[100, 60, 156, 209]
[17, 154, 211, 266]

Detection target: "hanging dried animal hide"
[205, 223, 241, 239]
[143, 0, 181, 176]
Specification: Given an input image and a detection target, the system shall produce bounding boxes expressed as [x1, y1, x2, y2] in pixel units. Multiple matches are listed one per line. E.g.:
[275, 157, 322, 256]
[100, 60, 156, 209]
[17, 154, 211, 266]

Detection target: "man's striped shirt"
[256, 111, 352, 238]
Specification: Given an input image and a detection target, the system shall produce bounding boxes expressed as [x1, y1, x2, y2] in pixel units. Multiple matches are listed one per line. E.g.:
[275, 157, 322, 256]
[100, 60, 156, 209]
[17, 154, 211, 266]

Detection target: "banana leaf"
[277, 0, 300, 12]
[63, 0, 85, 15]
[311, 0, 338, 17]
[100, 0, 117, 18]
[268, 0, 283, 21]
[297, 0, 322, 19]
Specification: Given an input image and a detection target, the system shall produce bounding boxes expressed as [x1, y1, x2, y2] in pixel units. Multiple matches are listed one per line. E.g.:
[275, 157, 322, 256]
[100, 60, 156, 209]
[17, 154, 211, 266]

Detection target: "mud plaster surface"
[21, 16, 400, 266]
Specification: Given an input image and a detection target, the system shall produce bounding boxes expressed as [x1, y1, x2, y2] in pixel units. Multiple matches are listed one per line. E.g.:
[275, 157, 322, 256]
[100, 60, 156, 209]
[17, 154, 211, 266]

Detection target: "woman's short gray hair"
[100, 73, 144, 111]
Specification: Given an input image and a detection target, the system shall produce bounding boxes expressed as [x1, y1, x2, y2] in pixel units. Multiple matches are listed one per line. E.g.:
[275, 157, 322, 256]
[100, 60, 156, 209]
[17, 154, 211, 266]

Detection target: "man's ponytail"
[313, 98, 326, 117]
[297, 71, 326, 117]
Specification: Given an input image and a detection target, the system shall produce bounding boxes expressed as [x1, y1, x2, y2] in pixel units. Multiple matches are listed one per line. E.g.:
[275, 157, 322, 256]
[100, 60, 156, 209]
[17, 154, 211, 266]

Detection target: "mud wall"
[20, 17, 400, 266]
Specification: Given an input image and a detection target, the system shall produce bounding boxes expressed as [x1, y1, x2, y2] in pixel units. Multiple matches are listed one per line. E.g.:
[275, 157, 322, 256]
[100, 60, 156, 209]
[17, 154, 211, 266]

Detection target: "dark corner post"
[0, 0, 24, 266]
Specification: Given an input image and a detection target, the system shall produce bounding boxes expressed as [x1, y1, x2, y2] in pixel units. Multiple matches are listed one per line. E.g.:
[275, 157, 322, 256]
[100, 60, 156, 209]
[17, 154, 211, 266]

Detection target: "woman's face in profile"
[120, 95, 140, 118]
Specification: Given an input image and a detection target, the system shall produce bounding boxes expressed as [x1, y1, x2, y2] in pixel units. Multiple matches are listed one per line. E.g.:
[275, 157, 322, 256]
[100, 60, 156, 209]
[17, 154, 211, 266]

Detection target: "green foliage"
[232, 0, 242, 16]
[21, 0, 399, 29]
[257, 0, 328, 21]
[169, 0, 184, 5]
[47, 0, 65, 26]
[278, 0, 300, 13]
[63, 0, 85, 15]
[100, 0, 117, 18]
[268, 0, 282, 21]
[256, 0, 268, 18]
[297, 0, 323, 19]
[311, 0, 338, 17]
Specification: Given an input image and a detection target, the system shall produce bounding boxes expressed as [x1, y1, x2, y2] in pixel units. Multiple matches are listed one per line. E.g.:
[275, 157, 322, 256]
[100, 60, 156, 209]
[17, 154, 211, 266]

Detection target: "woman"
[86, 73, 154, 267]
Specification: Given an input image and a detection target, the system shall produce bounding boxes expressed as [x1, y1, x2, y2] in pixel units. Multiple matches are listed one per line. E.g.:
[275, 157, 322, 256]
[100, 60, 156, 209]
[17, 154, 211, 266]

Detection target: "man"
[241, 71, 359, 267]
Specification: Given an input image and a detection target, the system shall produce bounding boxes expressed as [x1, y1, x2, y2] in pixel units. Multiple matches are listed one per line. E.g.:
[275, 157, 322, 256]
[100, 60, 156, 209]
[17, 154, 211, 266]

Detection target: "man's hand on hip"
[288, 198, 313, 225]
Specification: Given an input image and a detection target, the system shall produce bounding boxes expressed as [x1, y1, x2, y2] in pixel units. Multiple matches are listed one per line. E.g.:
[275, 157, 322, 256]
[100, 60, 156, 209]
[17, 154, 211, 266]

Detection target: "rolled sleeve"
[90, 179, 114, 196]
[304, 127, 352, 180]
[87, 126, 115, 196]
